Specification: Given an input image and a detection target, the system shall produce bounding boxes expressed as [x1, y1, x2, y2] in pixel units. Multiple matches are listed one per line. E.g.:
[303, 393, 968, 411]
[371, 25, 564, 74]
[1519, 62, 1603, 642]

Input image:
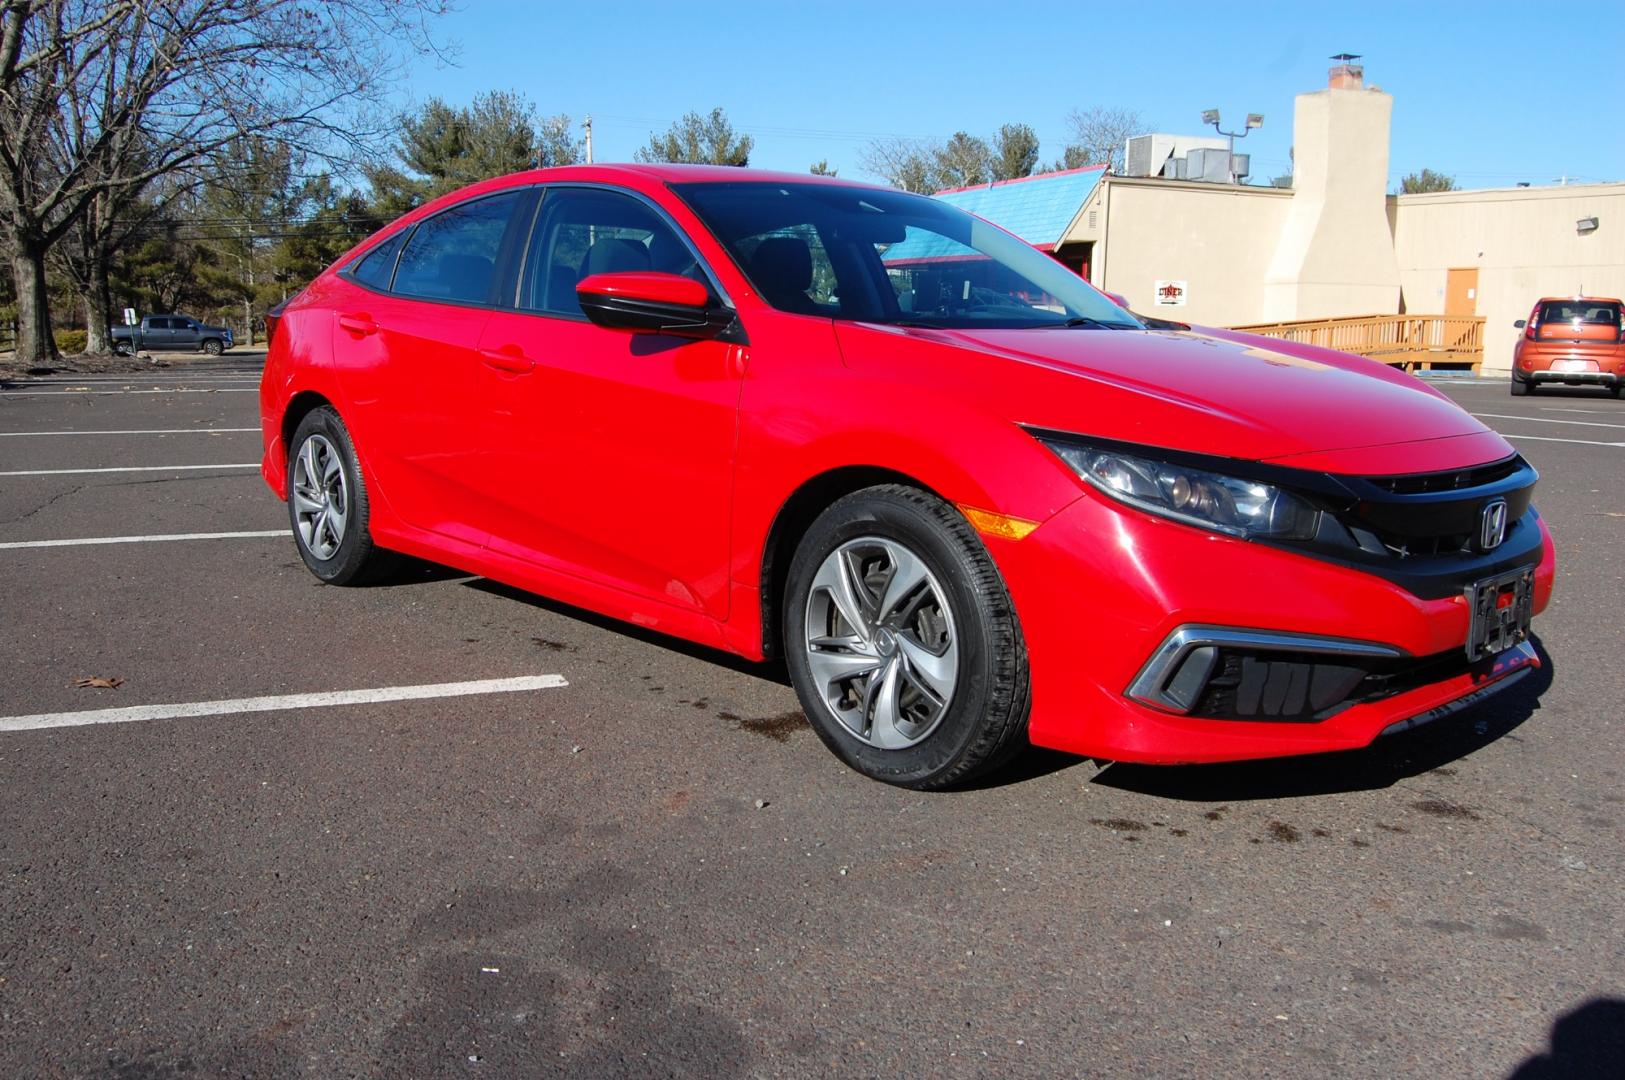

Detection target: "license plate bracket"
[1465, 566, 1534, 661]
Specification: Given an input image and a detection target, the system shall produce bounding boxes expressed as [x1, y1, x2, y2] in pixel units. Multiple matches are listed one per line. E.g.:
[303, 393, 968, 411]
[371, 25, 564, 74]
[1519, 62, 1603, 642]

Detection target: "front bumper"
[989, 492, 1555, 764]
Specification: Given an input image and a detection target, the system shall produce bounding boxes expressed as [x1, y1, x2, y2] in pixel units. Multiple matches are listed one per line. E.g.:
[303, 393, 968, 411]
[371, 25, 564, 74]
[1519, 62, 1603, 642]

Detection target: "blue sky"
[397, 0, 1624, 190]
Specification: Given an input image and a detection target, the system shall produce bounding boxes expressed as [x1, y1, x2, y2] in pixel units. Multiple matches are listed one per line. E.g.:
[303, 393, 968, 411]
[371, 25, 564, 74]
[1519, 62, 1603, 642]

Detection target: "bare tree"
[858, 136, 941, 193]
[1058, 106, 1147, 174]
[0, 0, 448, 363]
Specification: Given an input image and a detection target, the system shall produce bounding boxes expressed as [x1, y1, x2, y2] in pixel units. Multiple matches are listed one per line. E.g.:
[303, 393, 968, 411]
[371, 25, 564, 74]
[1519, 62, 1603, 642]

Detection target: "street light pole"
[1200, 109, 1264, 184]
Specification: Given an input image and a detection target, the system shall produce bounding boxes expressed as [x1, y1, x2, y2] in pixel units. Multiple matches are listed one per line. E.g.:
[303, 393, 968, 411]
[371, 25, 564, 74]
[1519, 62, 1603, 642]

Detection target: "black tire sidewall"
[203, 339, 223, 356]
[286, 408, 374, 584]
[784, 490, 1021, 788]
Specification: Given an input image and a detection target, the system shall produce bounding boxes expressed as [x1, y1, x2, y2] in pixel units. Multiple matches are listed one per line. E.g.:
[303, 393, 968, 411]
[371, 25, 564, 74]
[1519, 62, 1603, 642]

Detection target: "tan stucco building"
[1044, 67, 1625, 375]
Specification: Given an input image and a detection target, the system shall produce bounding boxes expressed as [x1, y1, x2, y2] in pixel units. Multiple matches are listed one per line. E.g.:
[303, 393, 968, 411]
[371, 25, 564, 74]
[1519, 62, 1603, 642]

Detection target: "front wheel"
[286, 407, 381, 584]
[202, 338, 224, 356]
[782, 485, 1029, 789]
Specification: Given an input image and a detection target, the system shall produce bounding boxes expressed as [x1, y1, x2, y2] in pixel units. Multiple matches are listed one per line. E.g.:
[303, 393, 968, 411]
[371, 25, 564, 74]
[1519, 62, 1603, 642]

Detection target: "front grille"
[1366, 458, 1523, 495]
[1320, 454, 1536, 563]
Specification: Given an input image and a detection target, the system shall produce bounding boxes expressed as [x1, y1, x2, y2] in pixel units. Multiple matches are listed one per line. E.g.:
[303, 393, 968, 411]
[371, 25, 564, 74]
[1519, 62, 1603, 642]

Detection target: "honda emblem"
[1478, 498, 1508, 551]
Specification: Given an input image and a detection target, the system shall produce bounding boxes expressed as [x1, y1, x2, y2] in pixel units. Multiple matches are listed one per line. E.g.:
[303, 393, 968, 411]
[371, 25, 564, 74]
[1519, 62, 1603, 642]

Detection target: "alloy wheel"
[803, 536, 959, 749]
[291, 434, 348, 560]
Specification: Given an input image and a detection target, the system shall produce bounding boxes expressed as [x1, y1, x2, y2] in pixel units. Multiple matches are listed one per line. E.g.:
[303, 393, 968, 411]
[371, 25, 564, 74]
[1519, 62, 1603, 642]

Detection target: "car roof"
[523, 162, 875, 188]
[1534, 295, 1622, 305]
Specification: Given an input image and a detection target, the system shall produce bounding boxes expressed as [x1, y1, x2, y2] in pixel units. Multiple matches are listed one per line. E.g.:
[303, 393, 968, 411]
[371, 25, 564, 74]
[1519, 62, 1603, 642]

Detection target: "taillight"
[1524, 303, 1540, 340]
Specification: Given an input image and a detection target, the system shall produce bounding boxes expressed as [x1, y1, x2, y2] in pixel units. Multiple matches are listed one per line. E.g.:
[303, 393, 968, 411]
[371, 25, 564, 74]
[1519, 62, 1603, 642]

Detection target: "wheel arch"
[281, 390, 336, 456]
[757, 465, 945, 659]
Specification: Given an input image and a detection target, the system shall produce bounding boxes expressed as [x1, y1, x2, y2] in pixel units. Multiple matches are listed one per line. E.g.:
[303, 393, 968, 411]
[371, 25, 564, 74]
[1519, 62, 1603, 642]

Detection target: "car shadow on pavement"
[1506, 997, 1625, 1080]
[1089, 635, 1556, 803]
[360, 553, 478, 588]
[463, 578, 793, 683]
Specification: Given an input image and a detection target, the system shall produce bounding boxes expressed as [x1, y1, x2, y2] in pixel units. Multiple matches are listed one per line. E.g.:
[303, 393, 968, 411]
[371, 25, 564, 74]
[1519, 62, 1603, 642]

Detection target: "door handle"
[479, 346, 534, 375]
[337, 313, 377, 336]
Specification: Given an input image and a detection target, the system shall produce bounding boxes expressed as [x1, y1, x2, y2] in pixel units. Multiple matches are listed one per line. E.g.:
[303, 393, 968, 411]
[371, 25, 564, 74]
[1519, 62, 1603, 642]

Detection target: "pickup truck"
[111, 314, 235, 356]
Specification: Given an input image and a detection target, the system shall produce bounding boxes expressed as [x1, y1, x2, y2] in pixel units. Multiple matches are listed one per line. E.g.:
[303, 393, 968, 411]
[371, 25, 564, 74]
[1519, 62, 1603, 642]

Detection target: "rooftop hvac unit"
[1125, 135, 1159, 178]
[1124, 134, 1232, 178]
[1187, 148, 1231, 183]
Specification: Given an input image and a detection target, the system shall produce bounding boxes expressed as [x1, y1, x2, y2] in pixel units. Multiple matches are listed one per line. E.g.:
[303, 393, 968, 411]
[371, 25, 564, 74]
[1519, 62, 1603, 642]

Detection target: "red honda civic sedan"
[259, 164, 1555, 788]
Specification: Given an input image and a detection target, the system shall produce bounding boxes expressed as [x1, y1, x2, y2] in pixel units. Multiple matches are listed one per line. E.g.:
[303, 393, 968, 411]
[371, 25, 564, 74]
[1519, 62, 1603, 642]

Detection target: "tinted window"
[148, 317, 171, 330]
[521, 188, 703, 316]
[393, 191, 525, 304]
[675, 182, 1140, 330]
[351, 230, 407, 290]
[1539, 300, 1620, 324]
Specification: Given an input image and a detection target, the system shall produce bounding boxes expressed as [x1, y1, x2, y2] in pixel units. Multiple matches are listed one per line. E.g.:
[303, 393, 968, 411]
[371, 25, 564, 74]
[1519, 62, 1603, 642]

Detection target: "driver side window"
[521, 188, 702, 317]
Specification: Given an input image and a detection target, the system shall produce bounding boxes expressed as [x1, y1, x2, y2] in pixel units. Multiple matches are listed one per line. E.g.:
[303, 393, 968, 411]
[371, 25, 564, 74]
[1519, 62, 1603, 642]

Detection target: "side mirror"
[1513, 319, 1526, 328]
[576, 271, 733, 339]
[1103, 291, 1130, 309]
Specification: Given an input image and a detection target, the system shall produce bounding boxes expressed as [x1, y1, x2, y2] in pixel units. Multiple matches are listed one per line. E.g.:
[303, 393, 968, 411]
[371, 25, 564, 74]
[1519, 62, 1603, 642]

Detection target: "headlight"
[1040, 438, 1320, 540]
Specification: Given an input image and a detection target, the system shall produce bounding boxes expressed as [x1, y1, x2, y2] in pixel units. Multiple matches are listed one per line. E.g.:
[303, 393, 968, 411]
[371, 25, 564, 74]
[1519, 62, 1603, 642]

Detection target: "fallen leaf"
[73, 677, 123, 690]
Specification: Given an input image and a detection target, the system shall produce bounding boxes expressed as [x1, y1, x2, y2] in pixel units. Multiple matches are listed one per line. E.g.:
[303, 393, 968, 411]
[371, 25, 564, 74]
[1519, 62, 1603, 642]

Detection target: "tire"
[202, 338, 224, 356]
[114, 341, 133, 357]
[782, 484, 1030, 789]
[286, 406, 381, 585]
[1610, 385, 1622, 399]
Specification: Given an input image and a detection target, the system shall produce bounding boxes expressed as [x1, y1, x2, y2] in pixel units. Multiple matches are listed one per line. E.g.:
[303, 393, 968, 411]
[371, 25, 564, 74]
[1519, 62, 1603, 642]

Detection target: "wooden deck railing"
[1229, 314, 1484, 371]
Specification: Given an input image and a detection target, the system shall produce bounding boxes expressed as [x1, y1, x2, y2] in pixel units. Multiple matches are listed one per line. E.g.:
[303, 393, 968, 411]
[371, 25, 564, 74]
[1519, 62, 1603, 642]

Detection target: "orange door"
[1445, 268, 1479, 317]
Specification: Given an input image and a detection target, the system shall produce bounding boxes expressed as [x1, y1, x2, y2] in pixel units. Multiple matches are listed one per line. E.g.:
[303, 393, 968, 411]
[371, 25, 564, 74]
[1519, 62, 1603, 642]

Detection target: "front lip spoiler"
[1378, 640, 1539, 736]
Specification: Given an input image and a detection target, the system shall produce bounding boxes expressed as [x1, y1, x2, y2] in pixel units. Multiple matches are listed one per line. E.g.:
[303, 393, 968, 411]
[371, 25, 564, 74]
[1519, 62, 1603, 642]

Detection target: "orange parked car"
[1510, 296, 1624, 397]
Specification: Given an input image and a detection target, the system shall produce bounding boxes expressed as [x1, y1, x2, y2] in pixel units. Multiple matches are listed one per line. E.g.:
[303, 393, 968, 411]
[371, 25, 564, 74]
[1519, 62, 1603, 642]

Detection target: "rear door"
[330, 186, 535, 548]
[474, 185, 744, 618]
[143, 317, 174, 349]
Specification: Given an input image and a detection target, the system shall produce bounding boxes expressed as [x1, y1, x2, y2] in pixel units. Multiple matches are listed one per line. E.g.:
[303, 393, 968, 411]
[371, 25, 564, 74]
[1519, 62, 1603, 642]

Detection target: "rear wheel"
[1509, 377, 1531, 396]
[114, 341, 133, 357]
[1610, 384, 1622, 399]
[286, 406, 381, 584]
[783, 485, 1029, 789]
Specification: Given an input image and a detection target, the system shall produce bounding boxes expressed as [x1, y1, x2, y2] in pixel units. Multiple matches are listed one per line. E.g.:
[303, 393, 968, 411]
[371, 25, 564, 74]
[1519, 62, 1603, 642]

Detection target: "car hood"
[835, 322, 1510, 471]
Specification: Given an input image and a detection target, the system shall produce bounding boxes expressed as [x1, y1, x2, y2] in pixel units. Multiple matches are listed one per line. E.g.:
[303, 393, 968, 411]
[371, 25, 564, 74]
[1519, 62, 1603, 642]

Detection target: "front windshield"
[673, 181, 1141, 331]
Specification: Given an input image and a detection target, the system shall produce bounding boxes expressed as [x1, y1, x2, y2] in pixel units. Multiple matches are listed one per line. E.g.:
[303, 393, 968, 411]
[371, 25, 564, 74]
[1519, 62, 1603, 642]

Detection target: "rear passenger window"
[351, 230, 407, 290]
[392, 191, 525, 305]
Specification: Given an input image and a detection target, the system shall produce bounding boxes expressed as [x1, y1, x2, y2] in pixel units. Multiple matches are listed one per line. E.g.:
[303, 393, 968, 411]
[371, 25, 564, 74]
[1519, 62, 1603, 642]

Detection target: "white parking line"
[1501, 433, 1625, 448]
[1472, 412, 1625, 429]
[0, 675, 569, 733]
[0, 463, 259, 476]
[0, 428, 258, 437]
[0, 530, 283, 550]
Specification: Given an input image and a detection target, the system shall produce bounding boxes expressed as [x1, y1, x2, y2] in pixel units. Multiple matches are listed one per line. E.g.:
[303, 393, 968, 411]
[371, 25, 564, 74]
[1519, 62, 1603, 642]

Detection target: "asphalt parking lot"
[1, 360, 1621, 1079]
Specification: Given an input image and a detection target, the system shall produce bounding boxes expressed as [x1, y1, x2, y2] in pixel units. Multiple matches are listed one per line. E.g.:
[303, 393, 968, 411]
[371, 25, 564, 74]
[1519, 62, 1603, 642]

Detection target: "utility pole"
[584, 115, 593, 164]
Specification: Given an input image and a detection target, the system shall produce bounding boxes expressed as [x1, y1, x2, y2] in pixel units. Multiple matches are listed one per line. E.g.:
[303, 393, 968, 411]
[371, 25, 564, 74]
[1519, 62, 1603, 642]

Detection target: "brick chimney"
[1329, 53, 1364, 89]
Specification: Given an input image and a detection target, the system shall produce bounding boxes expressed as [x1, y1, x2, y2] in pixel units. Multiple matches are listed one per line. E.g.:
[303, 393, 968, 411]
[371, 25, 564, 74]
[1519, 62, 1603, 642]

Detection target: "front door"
[475, 186, 743, 619]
